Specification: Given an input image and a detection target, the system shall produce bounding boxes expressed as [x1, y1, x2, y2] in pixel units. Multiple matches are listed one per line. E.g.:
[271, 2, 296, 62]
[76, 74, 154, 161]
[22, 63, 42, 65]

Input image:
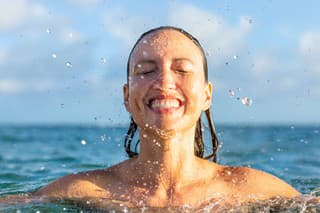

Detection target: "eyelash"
[139, 69, 155, 75]
[176, 69, 189, 74]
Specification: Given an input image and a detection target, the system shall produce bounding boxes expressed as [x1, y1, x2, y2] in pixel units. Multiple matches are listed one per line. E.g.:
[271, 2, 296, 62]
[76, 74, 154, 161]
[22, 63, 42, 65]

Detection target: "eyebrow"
[135, 60, 157, 65]
[173, 58, 193, 63]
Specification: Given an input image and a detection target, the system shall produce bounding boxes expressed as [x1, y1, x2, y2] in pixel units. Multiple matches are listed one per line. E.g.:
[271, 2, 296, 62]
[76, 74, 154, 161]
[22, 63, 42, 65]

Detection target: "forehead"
[130, 29, 203, 61]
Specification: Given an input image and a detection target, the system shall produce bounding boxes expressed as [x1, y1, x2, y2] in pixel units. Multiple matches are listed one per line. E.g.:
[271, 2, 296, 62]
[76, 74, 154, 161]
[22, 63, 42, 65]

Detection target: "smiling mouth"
[146, 96, 183, 112]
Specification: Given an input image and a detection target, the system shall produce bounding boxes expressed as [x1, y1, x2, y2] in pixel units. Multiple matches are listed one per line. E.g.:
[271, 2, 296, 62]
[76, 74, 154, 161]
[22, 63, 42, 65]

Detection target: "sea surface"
[0, 124, 319, 212]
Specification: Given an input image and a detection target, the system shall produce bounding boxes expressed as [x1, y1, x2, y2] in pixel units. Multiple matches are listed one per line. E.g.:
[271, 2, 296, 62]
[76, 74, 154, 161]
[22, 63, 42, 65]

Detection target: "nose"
[153, 65, 176, 90]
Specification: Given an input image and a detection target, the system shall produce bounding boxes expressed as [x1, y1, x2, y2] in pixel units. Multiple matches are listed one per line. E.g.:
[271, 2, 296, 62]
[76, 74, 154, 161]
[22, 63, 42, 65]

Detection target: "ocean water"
[0, 124, 319, 212]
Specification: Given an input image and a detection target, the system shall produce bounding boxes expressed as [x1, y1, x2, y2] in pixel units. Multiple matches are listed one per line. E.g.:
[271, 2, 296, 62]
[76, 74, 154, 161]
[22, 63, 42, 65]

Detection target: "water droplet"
[142, 51, 148, 57]
[270, 157, 274, 161]
[140, 75, 145, 79]
[313, 130, 319, 134]
[225, 62, 229, 66]
[81, 140, 86, 145]
[228, 89, 235, 97]
[69, 33, 73, 38]
[233, 55, 238, 60]
[100, 57, 107, 64]
[86, 200, 90, 204]
[60, 103, 65, 108]
[100, 134, 107, 141]
[290, 126, 295, 130]
[51, 53, 57, 59]
[65, 61, 72, 68]
[236, 87, 241, 91]
[39, 166, 45, 171]
[63, 207, 67, 211]
[277, 148, 281, 152]
[46, 28, 51, 34]
[241, 97, 253, 106]
[143, 134, 147, 138]
[137, 64, 142, 68]
[226, 170, 232, 175]
[142, 39, 148, 44]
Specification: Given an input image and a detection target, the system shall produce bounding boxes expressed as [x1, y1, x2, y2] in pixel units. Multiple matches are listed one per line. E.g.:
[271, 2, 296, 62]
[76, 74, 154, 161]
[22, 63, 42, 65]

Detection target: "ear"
[123, 84, 130, 112]
[202, 82, 212, 111]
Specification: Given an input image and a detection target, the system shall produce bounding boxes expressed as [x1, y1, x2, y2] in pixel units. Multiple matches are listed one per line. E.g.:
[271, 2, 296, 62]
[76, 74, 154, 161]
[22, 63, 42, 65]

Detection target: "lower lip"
[151, 107, 181, 114]
[148, 104, 183, 114]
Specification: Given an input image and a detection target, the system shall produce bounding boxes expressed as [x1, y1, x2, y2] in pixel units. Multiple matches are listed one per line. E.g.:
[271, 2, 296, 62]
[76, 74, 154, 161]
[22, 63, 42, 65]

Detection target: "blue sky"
[0, 0, 319, 125]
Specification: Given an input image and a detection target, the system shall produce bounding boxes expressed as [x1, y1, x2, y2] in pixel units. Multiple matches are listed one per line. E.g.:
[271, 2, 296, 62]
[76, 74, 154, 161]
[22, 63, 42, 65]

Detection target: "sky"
[0, 0, 320, 125]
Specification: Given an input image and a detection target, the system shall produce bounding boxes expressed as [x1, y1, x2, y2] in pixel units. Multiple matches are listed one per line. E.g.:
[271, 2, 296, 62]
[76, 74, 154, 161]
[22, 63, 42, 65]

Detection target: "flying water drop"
[229, 89, 235, 97]
[51, 53, 57, 59]
[65, 61, 72, 68]
[241, 97, 253, 106]
[100, 57, 107, 64]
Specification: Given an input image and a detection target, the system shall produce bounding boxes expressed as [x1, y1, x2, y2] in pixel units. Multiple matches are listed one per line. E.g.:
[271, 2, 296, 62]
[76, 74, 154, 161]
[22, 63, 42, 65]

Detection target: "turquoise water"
[0, 124, 319, 212]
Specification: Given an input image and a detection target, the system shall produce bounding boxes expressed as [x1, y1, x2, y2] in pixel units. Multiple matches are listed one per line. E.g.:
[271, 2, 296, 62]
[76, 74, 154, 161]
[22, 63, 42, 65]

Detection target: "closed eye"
[175, 69, 191, 74]
[139, 69, 155, 75]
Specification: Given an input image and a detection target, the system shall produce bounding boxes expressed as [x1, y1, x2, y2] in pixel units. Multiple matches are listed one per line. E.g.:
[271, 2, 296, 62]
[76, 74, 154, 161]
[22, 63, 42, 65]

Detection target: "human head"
[123, 26, 219, 162]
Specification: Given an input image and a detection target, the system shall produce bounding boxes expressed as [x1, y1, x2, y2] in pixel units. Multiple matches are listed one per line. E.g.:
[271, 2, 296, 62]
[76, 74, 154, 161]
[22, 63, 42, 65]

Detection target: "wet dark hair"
[124, 26, 219, 162]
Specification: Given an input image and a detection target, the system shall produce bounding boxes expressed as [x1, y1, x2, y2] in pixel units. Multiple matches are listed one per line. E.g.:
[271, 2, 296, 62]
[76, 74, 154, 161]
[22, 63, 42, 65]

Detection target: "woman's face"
[124, 29, 212, 135]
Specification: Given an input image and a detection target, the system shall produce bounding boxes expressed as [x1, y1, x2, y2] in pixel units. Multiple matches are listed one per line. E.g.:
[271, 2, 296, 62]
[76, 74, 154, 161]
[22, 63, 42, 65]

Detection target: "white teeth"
[150, 99, 180, 109]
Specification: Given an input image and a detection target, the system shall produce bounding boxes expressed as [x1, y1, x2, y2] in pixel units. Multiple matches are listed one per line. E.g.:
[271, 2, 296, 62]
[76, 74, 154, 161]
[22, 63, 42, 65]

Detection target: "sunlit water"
[0, 124, 319, 212]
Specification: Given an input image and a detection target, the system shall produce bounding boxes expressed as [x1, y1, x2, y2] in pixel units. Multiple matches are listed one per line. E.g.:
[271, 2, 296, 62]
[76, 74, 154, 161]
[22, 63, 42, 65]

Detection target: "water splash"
[100, 57, 107, 64]
[229, 89, 235, 97]
[65, 61, 72, 68]
[51, 53, 57, 59]
[241, 97, 253, 106]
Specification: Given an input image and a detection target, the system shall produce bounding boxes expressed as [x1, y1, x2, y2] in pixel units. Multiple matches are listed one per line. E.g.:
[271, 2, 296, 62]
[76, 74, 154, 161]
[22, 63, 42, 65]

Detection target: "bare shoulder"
[232, 166, 300, 199]
[34, 160, 131, 199]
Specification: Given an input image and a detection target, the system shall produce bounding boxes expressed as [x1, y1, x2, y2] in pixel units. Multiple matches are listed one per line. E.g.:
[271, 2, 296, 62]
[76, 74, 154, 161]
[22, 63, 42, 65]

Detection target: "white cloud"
[0, 0, 53, 32]
[0, 79, 24, 94]
[103, 7, 154, 46]
[103, 4, 252, 65]
[299, 31, 320, 75]
[58, 28, 82, 44]
[0, 78, 53, 94]
[168, 4, 252, 65]
[0, 0, 28, 31]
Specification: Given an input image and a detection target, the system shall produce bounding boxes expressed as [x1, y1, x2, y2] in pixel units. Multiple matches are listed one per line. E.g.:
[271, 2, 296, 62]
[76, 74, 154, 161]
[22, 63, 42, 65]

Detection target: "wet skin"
[33, 29, 300, 208]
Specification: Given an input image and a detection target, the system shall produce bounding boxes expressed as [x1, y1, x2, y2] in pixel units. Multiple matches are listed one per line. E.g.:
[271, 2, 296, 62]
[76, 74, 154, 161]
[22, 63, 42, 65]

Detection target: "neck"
[134, 126, 199, 188]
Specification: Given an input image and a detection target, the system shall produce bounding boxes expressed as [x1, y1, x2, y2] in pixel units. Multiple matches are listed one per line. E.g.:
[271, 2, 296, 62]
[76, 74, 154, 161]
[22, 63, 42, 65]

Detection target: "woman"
[33, 26, 300, 208]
